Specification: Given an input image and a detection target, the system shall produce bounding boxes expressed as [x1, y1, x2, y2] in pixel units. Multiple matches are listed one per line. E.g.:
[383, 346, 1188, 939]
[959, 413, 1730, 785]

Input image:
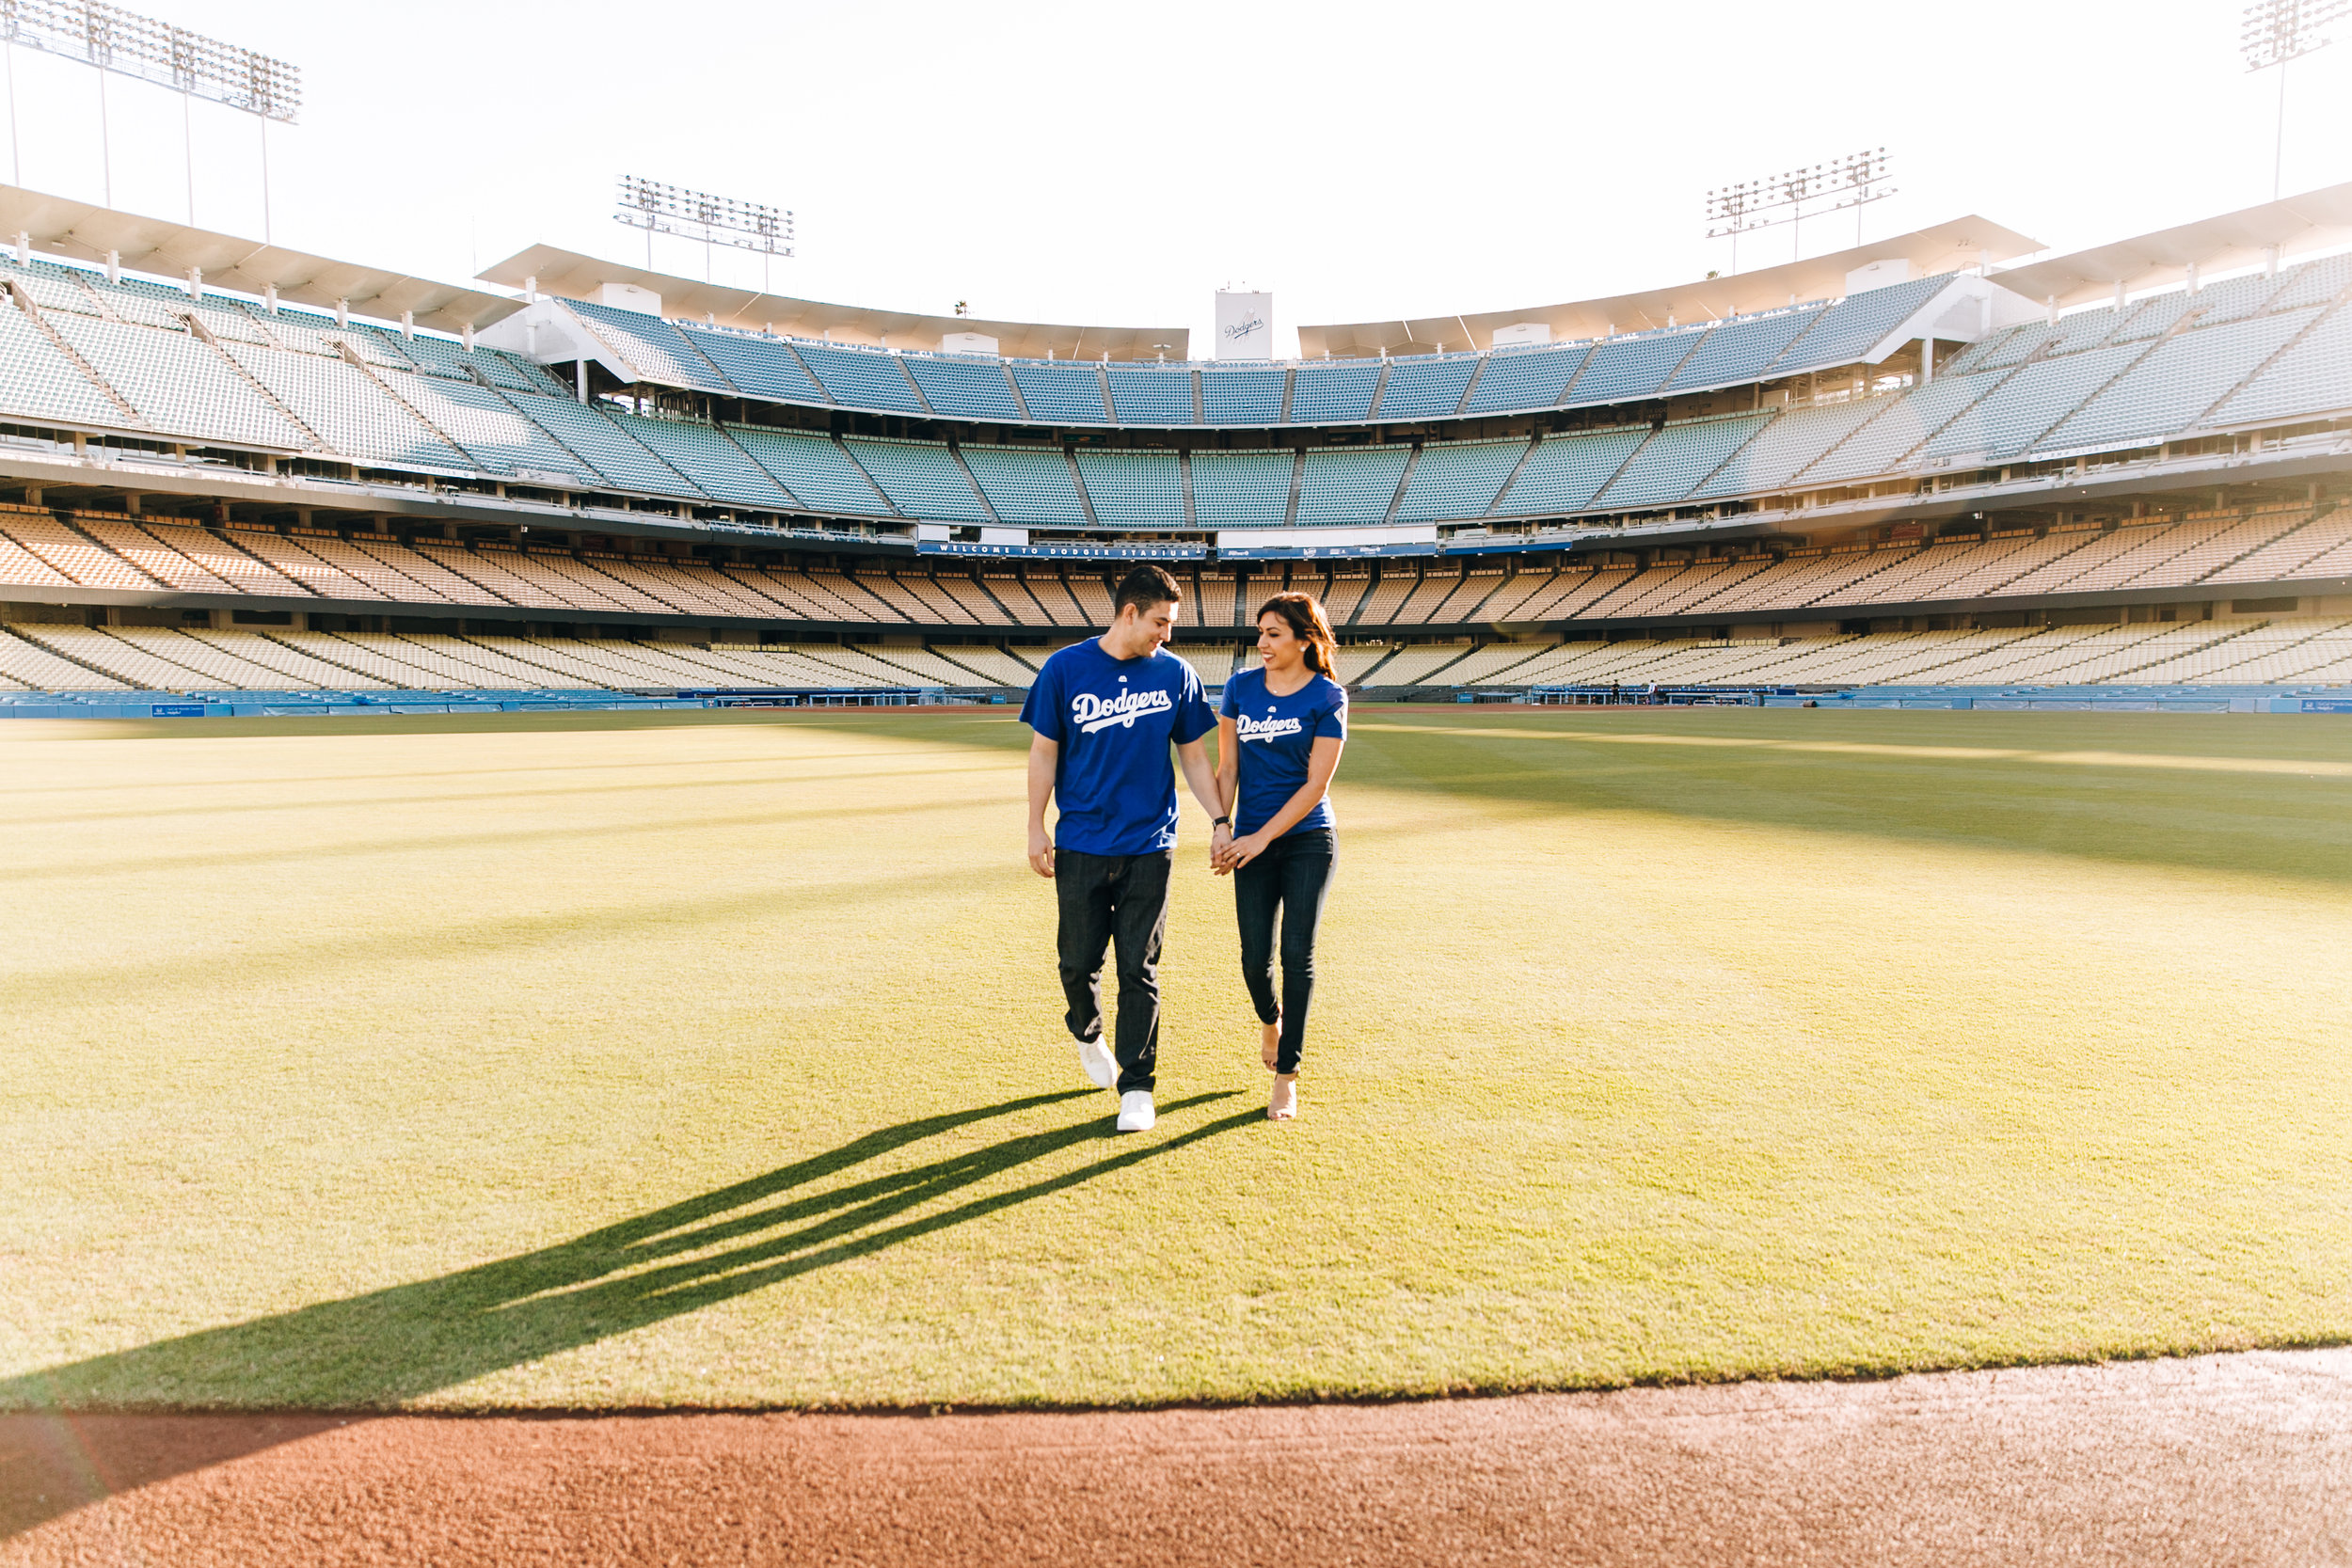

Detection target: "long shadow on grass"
[1350, 712, 2352, 886]
[0, 1087, 1253, 1537]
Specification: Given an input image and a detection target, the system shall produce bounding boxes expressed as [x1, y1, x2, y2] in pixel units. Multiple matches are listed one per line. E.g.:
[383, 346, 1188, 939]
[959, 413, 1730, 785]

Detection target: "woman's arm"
[1215, 716, 1239, 815]
[1209, 717, 1240, 876]
[1220, 735, 1344, 869]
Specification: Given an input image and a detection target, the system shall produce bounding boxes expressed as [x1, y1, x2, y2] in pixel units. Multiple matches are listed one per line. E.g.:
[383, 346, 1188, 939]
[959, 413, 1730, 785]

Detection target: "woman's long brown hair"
[1255, 591, 1339, 676]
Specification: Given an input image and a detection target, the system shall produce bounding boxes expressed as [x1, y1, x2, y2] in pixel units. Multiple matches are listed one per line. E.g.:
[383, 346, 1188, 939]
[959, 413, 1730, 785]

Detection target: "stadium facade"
[0, 181, 2349, 714]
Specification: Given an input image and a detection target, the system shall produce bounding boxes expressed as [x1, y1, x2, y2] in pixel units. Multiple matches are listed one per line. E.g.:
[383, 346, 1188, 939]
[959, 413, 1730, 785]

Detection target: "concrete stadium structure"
[1, 179, 2350, 714]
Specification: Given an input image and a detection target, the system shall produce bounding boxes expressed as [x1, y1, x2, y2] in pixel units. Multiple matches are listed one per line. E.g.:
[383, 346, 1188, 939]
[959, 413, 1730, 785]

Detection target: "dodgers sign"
[1215, 291, 1273, 360]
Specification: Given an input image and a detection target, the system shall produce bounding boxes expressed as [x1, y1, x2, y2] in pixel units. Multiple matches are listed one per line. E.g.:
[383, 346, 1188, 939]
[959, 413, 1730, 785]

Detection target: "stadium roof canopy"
[0, 183, 518, 335]
[1990, 181, 2352, 308]
[478, 245, 1191, 362]
[1295, 216, 2042, 358]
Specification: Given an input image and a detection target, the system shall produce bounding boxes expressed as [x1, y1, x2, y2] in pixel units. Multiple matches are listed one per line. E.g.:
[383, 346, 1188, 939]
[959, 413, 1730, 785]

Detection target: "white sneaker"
[1116, 1089, 1155, 1132]
[1077, 1037, 1117, 1090]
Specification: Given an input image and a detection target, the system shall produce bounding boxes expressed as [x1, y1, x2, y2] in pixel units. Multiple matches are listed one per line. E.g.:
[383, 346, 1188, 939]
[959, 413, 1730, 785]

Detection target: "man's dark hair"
[1111, 563, 1183, 617]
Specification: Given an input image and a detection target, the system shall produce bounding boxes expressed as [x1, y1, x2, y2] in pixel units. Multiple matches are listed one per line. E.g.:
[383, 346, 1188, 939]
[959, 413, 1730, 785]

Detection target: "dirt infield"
[6, 1349, 2348, 1567]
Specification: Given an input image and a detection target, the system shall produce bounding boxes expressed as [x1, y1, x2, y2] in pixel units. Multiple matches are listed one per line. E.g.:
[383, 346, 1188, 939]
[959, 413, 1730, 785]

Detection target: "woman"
[1214, 592, 1346, 1121]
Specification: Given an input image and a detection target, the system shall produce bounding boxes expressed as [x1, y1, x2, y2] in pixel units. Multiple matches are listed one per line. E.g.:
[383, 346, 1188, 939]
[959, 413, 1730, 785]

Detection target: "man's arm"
[1176, 737, 1232, 867]
[1027, 734, 1058, 878]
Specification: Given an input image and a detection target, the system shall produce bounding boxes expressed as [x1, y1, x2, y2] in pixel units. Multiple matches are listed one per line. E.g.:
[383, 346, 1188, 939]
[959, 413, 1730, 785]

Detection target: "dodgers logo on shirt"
[1072, 687, 1173, 735]
[1234, 712, 1305, 743]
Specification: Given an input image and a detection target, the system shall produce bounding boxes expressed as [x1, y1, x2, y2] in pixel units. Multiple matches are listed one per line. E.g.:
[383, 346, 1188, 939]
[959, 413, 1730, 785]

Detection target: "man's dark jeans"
[1055, 847, 1174, 1094]
[1233, 829, 1336, 1075]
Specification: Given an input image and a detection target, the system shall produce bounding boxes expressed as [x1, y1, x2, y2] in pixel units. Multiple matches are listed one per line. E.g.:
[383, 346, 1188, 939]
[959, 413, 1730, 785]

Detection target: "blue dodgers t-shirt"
[1220, 667, 1347, 838]
[1021, 640, 1217, 856]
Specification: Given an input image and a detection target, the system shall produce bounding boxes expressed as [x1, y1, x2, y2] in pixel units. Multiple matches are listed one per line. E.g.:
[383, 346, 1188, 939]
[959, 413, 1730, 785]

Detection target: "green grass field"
[3, 705, 2349, 1411]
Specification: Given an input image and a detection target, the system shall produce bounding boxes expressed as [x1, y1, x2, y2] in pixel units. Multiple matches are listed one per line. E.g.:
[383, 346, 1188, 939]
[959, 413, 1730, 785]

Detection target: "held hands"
[1208, 820, 1234, 876]
[1027, 828, 1056, 879]
[1215, 830, 1270, 873]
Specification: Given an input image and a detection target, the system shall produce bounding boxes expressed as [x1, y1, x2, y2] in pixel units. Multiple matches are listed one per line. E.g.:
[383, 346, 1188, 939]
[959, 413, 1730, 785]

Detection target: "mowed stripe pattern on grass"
[0, 707, 2347, 1410]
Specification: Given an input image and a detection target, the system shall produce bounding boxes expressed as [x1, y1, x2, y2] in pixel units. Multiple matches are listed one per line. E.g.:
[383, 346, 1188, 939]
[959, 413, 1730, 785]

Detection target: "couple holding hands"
[1023, 565, 1346, 1129]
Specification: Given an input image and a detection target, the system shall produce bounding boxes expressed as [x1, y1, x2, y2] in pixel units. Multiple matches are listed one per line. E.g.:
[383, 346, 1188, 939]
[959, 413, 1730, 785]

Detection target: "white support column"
[186, 266, 202, 299]
[2046, 294, 2059, 326]
[1921, 337, 1934, 384]
[523, 275, 537, 303]
[400, 310, 414, 341]
[104, 249, 119, 285]
[576, 359, 587, 404]
[2265, 245, 2281, 278]
[335, 297, 348, 327]
[2185, 261, 2200, 295]
[262, 284, 278, 315]
[2112, 278, 2125, 313]
[461, 322, 474, 351]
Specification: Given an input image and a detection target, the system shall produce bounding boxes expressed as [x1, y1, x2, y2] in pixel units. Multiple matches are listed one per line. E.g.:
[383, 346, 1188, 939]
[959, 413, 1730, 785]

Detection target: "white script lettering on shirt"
[1234, 712, 1305, 743]
[1072, 687, 1174, 735]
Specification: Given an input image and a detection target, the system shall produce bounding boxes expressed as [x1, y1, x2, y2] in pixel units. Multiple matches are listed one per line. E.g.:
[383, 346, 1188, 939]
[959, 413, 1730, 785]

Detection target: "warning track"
[5, 1348, 2348, 1566]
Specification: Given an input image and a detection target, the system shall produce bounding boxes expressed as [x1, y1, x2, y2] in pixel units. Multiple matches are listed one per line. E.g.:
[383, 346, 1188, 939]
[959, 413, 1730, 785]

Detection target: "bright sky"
[3, 0, 2346, 353]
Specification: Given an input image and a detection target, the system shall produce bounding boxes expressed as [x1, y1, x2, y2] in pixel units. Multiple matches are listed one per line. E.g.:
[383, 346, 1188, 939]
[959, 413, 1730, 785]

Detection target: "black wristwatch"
[1212, 816, 1231, 827]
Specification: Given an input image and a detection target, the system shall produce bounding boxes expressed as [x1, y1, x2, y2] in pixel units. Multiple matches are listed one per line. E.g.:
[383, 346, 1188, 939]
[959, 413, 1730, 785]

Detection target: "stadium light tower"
[0, 1, 299, 238]
[1707, 149, 1895, 273]
[614, 176, 795, 290]
[2243, 0, 2346, 200]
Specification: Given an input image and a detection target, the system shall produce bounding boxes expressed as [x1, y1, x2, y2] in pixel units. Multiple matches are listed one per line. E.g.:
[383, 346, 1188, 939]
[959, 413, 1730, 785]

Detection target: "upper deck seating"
[1010, 360, 1112, 423]
[51, 312, 310, 449]
[1492, 427, 1648, 515]
[1189, 450, 1295, 526]
[1595, 413, 1772, 509]
[1295, 446, 1410, 523]
[1104, 366, 1197, 424]
[1661, 308, 1822, 394]
[612, 413, 798, 509]
[1391, 438, 1526, 521]
[1766, 275, 1947, 371]
[842, 438, 992, 521]
[0, 291, 137, 428]
[905, 355, 1025, 420]
[1199, 364, 1285, 424]
[681, 325, 827, 403]
[2039, 309, 2320, 453]
[1286, 360, 1381, 424]
[960, 444, 1089, 525]
[521, 392, 698, 494]
[726, 426, 891, 513]
[1073, 448, 1184, 524]
[2205, 304, 2352, 431]
[563, 298, 735, 395]
[1692, 398, 1883, 500]
[1920, 341, 2150, 461]
[1565, 329, 1706, 407]
[1460, 344, 1588, 415]
[224, 342, 470, 470]
[1372, 355, 1479, 420]
[795, 342, 928, 415]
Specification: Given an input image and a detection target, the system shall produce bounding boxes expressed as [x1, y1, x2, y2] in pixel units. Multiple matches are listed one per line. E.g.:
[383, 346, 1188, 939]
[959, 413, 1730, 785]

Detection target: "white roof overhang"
[1991, 182, 2352, 308]
[1296, 216, 2043, 358]
[477, 245, 1189, 362]
[0, 183, 520, 335]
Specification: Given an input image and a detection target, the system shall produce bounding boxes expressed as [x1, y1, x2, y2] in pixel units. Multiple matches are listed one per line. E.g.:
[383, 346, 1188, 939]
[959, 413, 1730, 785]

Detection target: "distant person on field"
[1023, 564, 1226, 1133]
[1214, 593, 1347, 1122]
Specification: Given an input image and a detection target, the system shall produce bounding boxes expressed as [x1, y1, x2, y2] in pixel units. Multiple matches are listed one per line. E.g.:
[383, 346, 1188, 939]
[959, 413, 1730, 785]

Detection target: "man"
[1023, 564, 1229, 1132]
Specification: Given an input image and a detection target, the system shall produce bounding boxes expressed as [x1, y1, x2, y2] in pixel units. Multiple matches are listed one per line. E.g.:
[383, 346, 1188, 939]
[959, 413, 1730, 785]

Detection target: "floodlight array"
[1706, 149, 1893, 238]
[2242, 0, 2346, 68]
[0, 0, 299, 120]
[614, 175, 794, 256]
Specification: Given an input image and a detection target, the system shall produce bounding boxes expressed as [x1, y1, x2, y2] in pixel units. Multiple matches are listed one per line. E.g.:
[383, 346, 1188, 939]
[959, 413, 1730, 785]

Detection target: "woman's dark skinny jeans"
[1233, 828, 1336, 1075]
